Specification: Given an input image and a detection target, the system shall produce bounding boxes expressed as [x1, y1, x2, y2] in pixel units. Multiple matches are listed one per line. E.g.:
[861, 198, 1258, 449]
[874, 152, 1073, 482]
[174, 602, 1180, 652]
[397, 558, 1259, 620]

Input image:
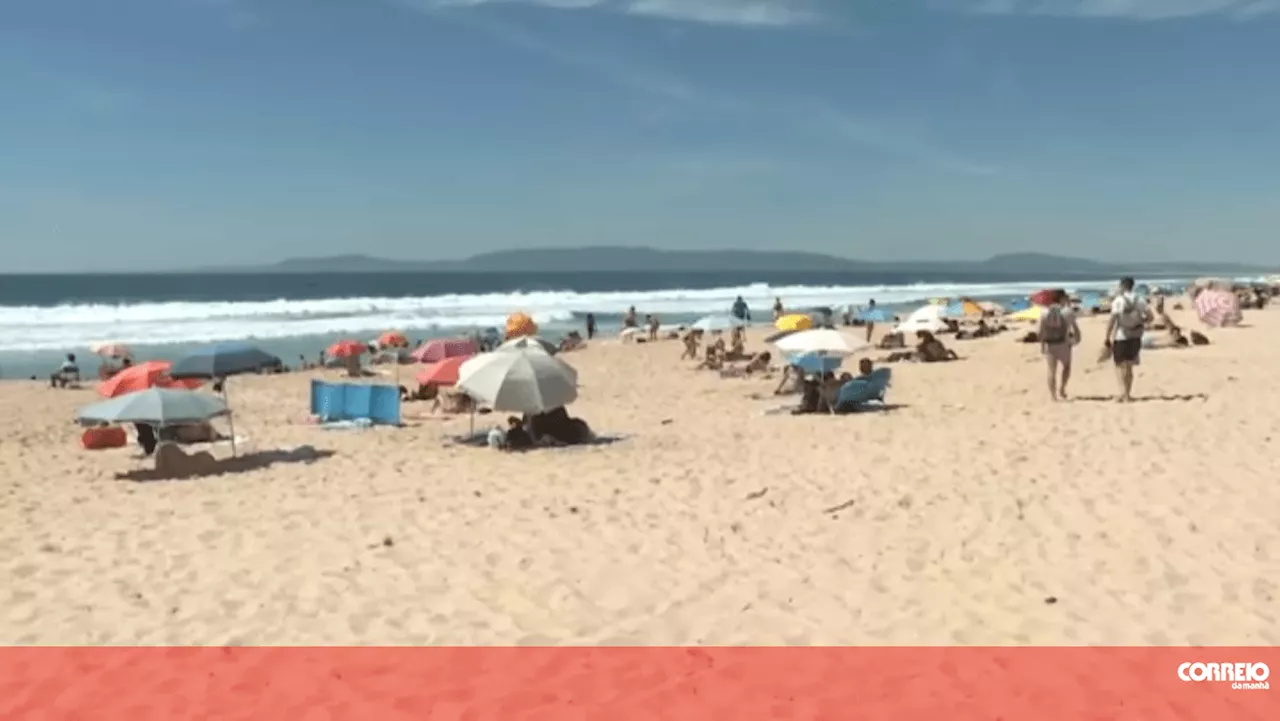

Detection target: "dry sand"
[2, 304, 1277, 645]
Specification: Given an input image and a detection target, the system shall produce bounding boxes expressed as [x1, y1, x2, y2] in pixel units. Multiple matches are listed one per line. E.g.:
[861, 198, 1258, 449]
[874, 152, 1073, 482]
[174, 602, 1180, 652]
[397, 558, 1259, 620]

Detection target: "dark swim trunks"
[1112, 338, 1142, 365]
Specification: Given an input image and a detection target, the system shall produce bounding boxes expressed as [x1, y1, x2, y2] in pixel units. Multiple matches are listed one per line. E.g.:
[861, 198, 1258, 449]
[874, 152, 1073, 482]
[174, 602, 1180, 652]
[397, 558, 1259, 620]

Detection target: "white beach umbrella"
[457, 349, 578, 414]
[499, 335, 558, 355]
[773, 328, 868, 356]
[894, 305, 950, 335]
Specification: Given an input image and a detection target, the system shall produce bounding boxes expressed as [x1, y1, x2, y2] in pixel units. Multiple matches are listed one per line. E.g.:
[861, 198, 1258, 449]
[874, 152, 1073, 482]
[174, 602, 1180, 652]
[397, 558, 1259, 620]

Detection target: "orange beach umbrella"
[96, 360, 202, 398]
[326, 340, 367, 359]
[377, 331, 409, 348]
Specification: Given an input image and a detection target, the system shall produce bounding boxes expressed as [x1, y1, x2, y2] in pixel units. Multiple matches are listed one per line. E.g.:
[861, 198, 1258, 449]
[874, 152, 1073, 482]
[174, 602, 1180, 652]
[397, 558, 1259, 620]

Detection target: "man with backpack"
[1104, 276, 1153, 403]
[1038, 290, 1081, 401]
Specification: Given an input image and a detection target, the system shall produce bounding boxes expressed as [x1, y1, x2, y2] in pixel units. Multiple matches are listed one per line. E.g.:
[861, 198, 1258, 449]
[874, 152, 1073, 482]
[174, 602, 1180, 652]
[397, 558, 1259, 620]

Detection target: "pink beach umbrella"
[411, 337, 478, 363]
[1193, 288, 1242, 328]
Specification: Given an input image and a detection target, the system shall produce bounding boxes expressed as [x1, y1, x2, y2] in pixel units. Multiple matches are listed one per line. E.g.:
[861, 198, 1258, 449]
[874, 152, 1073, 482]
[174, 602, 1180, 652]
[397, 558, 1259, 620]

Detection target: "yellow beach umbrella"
[950, 298, 984, 317]
[1009, 306, 1043, 322]
[775, 314, 813, 332]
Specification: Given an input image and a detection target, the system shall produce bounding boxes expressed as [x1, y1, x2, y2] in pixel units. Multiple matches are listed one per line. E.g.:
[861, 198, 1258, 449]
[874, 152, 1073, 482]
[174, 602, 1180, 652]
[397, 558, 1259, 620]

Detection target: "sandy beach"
[1, 303, 1277, 646]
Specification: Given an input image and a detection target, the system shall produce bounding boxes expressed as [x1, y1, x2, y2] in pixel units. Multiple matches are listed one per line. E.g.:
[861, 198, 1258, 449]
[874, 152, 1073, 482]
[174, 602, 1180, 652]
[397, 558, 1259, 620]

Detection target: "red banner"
[2, 647, 1275, 720]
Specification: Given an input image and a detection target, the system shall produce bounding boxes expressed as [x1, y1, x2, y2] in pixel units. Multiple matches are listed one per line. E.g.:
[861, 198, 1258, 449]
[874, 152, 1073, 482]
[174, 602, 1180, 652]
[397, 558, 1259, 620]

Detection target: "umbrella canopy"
[378, 331, 409, 348]
[77, 388, 228, 427]
[168, 342, 280, 379]
[411, 337, 478, 363]
[942, 299, 984, 318]
[763, 329, 800, 345]
[1194, 288, 1243, 328]
[97, 360, 203, 398]
[499, 335, 558, 355]
[894, 305, 950, 335]
[1030, 289, 1065, 307]
[327, 340, 367, 359]
[786, 352, 843, 375]
[773, 328, 868, 356]
[415, 356, 470, 386]
[458, 349, 578, 414]
[1006, 298, 1031, 312]
[775, 313, 813, 332]
[691, 315, 744, 333]
[859, 307, 893, 323]
[506, 312, 537, 340]
[90, 341, 132, 359]
[1009, 305, 1043, 322]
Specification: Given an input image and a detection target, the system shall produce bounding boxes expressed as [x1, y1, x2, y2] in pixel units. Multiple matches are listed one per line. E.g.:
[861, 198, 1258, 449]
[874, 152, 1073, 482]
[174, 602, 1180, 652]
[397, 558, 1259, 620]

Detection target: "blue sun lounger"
[832, 368, 891, 413]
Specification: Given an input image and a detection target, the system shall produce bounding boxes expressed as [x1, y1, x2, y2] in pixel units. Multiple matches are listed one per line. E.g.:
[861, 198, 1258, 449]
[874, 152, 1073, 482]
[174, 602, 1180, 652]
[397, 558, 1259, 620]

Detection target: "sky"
[2, 0, 1279, 272]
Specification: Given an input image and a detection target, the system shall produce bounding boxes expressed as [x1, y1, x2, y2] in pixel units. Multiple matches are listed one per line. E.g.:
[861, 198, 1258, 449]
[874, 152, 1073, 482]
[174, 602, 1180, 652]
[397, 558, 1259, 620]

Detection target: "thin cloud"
[428, 0, 819, 26]
[954, 0, 1280, 20]
[396, 0, 698, 100]
[808, 102, 1003, 177]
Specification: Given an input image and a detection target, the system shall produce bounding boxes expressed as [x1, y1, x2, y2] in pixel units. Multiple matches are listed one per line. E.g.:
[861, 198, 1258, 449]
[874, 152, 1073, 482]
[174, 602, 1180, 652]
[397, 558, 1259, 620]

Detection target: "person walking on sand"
[1104, 276, 1153, 403]
[732, 295, 750, 322]
[1038, 290, 1081, 401]
[864, 299, 878, 342]
[585, 313, 596, 340]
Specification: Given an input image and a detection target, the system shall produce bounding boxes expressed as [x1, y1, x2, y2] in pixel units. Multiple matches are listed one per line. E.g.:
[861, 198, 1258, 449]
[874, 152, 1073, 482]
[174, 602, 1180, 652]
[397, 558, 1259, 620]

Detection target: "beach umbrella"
[763, 329, 799, 345]
[894, 305, 950, 335]
[1007, 298, 1030, 312]
[89, 341, 132, 359]
[692, 315, 744, 333]
[505, 311, 537, 340]
[378, 331, 409, 349]
[168, 341, 279, 457]
[77, 387, 228, 427]
[415, 356, 470, 386]
[942, 299, 984, 318]
[499, 335, 559, 355]
[787, 352, 843, 375]
[97, 360, 203, 398]
[458, 348, 578, 415]
[168, 342, 279, 379]
[773, 328, 868, 356]
[327, 339, 367, 359]
[774, 314, 812, 332]
[1029, 289, 1065, 307]
[859, 307, 893, 323]
[411, 337, 479, 363]
[1193, 288, 1243, 328]
[1009, 305, 1043, 322]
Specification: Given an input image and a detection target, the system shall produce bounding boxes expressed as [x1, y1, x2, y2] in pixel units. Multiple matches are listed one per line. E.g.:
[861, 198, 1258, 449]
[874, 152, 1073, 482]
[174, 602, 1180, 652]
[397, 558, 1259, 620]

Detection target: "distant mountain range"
[191, 247, 1271, 277]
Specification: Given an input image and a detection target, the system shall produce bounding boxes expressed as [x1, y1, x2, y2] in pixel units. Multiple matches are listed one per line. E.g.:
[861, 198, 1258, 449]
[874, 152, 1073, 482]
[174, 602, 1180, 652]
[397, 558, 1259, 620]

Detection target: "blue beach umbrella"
[168, 341, 277, 457]
[77, 387, 229, 427]
[692, 315, 744, 333]
[1007, 298, 1031, 312]
[168, 341, 279, 379]
[858, 307, 893, 323]
[787, 352, 844, 375]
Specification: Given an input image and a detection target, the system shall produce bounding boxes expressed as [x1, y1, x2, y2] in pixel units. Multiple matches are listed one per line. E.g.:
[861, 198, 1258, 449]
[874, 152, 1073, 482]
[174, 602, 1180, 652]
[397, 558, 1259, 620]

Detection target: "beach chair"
[832, 368, 892, 414]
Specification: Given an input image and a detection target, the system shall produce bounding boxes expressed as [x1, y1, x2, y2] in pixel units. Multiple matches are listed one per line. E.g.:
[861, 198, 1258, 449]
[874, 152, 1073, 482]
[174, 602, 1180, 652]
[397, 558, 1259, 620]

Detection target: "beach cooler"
[81, 426, 127, 450]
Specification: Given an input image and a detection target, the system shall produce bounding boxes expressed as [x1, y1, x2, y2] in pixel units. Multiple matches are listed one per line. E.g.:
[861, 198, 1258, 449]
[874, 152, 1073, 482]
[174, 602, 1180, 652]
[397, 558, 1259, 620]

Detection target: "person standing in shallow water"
[585, 313, 596, 340]
[732, 296, 750, 322]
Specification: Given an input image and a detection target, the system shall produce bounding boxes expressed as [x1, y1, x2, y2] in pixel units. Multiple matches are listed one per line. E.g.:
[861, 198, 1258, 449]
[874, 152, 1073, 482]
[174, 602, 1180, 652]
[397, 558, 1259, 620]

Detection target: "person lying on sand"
[916, 331, 960, 362]
[718, 351, 773, 379]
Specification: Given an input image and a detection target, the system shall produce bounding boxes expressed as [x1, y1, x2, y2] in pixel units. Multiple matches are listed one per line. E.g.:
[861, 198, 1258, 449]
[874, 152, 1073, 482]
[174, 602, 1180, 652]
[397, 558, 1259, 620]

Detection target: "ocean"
[0, 269, 1172, 379]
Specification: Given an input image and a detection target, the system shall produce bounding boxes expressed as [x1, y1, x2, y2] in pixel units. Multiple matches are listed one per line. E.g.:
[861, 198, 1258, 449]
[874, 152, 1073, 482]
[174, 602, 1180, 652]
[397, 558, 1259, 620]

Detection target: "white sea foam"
[0, 279, 1129, 352]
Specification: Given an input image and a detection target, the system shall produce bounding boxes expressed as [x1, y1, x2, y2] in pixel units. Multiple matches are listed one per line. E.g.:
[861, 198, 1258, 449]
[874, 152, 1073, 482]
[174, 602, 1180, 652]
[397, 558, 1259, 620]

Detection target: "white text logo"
[1178, 662, 1270, 691]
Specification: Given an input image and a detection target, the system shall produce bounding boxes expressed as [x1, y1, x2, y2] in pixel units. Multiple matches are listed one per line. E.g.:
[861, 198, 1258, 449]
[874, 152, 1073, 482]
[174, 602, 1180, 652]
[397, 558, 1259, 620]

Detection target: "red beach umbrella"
[96, 360, 203, 398]
[415, 356, 470, 387]
[1030, 289, 1065, 307]
[326, 340, 367, 359]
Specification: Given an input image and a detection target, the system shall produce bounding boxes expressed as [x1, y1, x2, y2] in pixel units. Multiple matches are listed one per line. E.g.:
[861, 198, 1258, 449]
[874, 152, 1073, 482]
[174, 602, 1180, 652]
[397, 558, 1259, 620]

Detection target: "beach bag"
[1041, 306, 1068, 344]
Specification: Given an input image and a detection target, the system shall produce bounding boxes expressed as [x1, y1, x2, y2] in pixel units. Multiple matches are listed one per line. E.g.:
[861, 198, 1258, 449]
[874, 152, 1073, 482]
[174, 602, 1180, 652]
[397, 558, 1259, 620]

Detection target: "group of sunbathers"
[488, 407, 595, 451]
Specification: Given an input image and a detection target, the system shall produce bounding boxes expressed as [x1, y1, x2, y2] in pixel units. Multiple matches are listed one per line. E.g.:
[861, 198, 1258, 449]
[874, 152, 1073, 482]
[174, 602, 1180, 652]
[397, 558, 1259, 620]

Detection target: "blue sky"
[2, 0, 1279, 272]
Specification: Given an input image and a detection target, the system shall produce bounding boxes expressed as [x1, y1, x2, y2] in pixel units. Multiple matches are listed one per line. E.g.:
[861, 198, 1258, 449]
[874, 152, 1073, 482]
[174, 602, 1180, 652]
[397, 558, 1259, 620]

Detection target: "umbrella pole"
[222, 379, 237, 457]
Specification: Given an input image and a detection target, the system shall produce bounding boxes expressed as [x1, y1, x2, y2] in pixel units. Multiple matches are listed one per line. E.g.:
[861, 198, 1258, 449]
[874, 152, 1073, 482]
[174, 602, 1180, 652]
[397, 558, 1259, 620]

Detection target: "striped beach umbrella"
[1193, 288, 1242, 328]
